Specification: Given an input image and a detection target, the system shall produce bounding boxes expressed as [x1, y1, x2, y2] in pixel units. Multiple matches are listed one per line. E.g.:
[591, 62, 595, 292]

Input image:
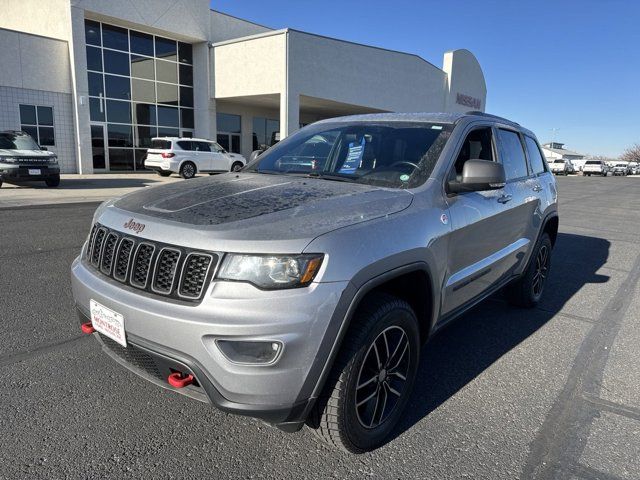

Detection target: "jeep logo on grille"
[123, 218, 146, 234]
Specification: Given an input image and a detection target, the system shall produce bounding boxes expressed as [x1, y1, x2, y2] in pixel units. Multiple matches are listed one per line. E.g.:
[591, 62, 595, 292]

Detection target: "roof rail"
[465, 111, 520, 125]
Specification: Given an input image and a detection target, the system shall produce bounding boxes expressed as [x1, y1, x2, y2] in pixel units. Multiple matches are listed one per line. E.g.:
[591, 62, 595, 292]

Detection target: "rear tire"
[157, 171, 172, 177]
[45, 174, 60, 187]
[231, 161, 244, 172]
[505, 233, 552, 308]
[180, 162, 196, 179]
[308, 293, 420, 453]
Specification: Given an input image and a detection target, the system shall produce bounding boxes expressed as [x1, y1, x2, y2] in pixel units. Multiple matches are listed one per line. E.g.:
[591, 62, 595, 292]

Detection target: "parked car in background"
[72, 112, 558, 453]
[144, 137, 246, 179]
[611, 163, 629, 176]
[0, 130, 60, 188]
[583, 160, 609, 176]
[629, 162, 639, 175]
[549, 159, 575, 175]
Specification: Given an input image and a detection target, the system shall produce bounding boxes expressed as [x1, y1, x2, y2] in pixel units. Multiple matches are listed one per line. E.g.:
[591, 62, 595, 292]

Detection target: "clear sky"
[211, 0, 639, 158]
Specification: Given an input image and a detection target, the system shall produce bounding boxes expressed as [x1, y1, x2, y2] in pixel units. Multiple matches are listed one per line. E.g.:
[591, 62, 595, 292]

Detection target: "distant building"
[541, 142, 584, 161]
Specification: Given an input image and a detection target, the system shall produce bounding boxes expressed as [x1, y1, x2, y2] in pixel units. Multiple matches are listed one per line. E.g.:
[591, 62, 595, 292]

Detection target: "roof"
[315, 111, 522, 128]
[541, 145, 584, 157]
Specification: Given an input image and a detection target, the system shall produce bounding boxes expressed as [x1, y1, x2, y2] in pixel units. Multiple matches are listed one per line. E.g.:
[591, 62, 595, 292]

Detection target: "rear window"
[553, 159, 565, 163]
[151, 139, 172, 149]
[496, 129, 529, 180]
[585, 160, 601, 165]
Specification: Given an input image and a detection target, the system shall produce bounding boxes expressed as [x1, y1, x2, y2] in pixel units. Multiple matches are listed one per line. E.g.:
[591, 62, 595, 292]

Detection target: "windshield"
[585, 160, 601, 165]
[553, 160, 565, 163]
[247, 122, 453, 188]
[0, 132, 40, 150]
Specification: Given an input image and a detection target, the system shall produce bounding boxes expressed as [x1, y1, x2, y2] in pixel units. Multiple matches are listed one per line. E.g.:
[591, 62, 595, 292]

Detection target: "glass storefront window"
[253, 117, 280, 150]
[108, 148, 134, 170]
[131, 78, 156, 103]
[85, 20, 194, 171]
[179, 64, 193, 86]
[105, 74, 131, 100]
[88, 72, 104, 97]
[178, 42, 192, 64]
[90, 98, 105, 122]
[134, 103, 156, 126]
[85, 20, 101, 46]
[102, 24, 129, 51]
[155, 37, 177, 61]
[106, 100, 131, 124]
[130, 55, 155, 80]
[103, 49, 130, 76]
[217, 113, 241, 133]
[157, 106, 179, 127]
[86, 46, 102, 71]
[179, 87, 193, 108]
[130, 31, 154, 56]
[108, 123, 133, 147]
[180, 108, 194, 129]
[157, 83, 179, 106]
[156, 59, 178, 84]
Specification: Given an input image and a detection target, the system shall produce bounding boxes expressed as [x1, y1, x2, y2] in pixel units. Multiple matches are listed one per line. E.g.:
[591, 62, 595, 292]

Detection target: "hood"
[107, 173, 413, 251]
[0, 149, 55, 157]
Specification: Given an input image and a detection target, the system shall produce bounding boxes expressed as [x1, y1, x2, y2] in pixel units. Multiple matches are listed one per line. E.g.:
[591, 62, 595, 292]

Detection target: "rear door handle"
[497, 194, 513, 204]
[532, 184, 543, 192]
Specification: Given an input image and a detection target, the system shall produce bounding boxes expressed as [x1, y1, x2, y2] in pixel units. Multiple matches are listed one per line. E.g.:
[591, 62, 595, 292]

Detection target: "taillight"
[161, 152, 175, 158]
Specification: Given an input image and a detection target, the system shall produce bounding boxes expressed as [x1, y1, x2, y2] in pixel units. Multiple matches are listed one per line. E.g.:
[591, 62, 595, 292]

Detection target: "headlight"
[216, 253, 324, 289]
[48, 156, 58, 164]
[0, 156, 17, 164]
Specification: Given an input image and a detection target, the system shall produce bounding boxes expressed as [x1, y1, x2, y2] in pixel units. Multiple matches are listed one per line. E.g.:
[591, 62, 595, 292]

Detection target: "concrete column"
[193, 41, 214, 140]
[69, 6, 93, 173]
[279, 91, 299, 140]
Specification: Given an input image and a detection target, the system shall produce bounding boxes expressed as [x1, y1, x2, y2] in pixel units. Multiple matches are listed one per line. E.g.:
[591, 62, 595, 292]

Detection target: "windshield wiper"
[305, 172, 355, 183]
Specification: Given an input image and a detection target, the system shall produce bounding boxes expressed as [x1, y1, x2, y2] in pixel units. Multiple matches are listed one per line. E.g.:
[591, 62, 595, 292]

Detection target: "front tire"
[308, 294, 420, 453]
[505, 233, 552, 308]
[45, 174, 60, 187]
[179, 162, 196, 179]
[231, 161, 244, 172]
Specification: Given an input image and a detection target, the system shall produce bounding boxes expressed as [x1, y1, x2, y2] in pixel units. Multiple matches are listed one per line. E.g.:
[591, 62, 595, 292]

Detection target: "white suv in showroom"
[144, 137, 246, 179]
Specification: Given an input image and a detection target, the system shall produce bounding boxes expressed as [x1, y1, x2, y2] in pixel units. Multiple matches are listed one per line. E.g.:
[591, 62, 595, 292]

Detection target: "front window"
[248, 122, 452, 189]
[0, 132, 41, 150]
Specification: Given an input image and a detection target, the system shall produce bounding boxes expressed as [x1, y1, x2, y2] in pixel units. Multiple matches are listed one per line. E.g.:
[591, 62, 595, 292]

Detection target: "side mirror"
[448, 159, 506, 193]
[40, 146, 48, 151]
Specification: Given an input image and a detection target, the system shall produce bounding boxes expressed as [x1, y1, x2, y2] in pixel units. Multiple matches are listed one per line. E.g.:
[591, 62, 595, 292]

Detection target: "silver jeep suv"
[71, 112, 558, 452]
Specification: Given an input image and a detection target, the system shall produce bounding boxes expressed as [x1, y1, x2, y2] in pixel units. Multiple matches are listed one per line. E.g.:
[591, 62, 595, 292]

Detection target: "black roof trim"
[465, 111, 520, 126]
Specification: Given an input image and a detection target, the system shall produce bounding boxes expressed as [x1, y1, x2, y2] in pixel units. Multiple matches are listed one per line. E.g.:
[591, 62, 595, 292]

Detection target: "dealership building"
[0, 0, 487, 173]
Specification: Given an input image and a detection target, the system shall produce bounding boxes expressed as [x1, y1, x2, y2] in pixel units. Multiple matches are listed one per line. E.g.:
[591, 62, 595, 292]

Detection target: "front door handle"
[532, 184, 543, 192]
[497, 194, 513, 204]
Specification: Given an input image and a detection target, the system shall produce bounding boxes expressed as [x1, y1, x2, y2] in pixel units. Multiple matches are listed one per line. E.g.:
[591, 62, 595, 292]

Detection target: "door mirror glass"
[448, 159, 506, 193]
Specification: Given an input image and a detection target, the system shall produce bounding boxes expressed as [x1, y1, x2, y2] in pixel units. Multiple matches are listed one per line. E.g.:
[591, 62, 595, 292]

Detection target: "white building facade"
[0, 0, 487, 173]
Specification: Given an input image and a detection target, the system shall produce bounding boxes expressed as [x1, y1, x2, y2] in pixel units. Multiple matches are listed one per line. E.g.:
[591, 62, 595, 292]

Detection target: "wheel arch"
[295, 261, 438, 421]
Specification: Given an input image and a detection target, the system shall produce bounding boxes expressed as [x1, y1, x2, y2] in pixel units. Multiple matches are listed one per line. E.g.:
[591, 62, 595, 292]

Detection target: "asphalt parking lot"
[1, 176, 639, 479]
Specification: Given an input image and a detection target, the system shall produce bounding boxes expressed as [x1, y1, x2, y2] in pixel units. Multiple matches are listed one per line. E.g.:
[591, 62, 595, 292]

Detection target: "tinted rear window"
[497, 129, 529, 180]
[151, 139, 172, 149]
[524, 136, 546, 174]
[585, 160, 601, 165]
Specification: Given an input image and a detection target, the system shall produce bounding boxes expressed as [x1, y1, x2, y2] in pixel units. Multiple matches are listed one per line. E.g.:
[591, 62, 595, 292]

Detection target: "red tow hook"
[168, 372, 194, 388]
[81, 322, 96, 334]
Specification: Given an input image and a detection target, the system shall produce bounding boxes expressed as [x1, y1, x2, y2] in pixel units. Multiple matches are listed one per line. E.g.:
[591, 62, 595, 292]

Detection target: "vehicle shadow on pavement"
[389, 232, 611, 444]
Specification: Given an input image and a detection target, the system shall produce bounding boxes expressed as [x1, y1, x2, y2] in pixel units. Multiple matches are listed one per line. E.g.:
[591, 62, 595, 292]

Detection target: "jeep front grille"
[86, 223, 218, 303]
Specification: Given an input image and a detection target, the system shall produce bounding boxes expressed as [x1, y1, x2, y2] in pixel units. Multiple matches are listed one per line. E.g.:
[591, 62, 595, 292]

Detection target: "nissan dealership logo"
[456, 93, 482, 110]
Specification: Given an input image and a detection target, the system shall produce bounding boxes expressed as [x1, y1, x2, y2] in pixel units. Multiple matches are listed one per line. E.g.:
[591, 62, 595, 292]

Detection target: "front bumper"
[0, 164, 60, 181]
[71, 256, 349, 427]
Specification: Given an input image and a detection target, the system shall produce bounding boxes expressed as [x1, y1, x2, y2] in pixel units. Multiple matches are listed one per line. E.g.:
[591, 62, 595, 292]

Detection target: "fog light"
[216, 340, 283, 365]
